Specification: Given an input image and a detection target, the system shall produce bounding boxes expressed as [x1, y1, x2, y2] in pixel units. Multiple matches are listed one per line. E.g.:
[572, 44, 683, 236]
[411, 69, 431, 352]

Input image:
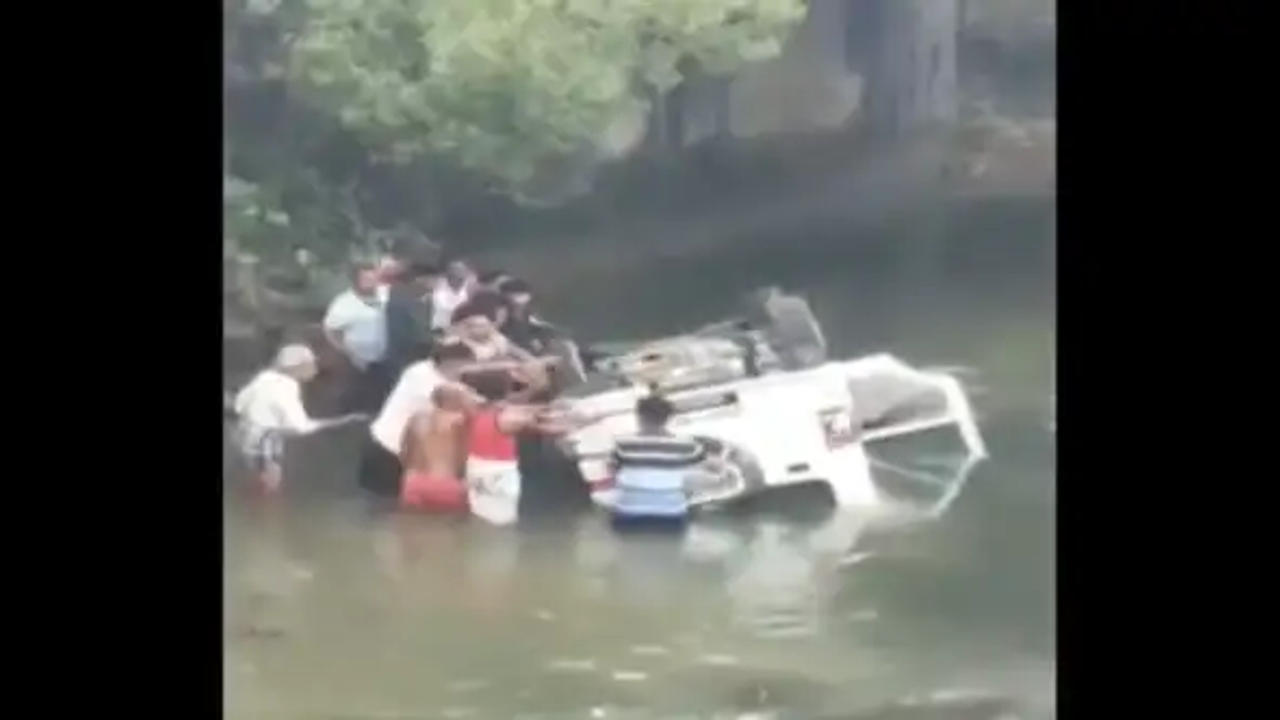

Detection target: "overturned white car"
[550, 288, 988, 516]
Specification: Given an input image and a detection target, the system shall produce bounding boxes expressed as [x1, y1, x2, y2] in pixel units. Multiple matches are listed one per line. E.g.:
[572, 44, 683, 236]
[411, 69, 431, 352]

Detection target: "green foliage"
[223, 174, 288, 256]
[224, 0, 807, 268]
[288, 0, 806, 200]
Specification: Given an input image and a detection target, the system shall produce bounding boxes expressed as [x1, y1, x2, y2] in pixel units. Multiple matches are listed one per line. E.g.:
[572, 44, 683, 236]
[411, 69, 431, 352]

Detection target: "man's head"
[445, 259, 471, 289]
[498, 278, 534, 312]
[431, 341, 476, 380]
[349, 261, 381, 296]
[450, 300, 499, 344]
[274, 343, 318, 382]
[636, 392, 675, 433]
[376, 255, 402, 283]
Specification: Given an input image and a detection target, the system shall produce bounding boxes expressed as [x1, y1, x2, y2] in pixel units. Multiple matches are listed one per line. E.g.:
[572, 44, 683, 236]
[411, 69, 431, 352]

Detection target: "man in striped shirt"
[609, 392, 706, 530]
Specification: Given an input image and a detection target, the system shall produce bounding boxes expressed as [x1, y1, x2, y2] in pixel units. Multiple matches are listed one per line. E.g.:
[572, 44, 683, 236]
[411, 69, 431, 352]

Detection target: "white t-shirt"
[323, 287, 389, 369]
[431, 282, 470, 330]
[233, 369, 318, 434]
[370, 360, 445, 454]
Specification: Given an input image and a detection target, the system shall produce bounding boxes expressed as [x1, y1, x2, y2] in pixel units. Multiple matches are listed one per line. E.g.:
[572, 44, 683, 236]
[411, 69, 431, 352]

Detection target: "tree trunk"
[862, 0, 959, 138]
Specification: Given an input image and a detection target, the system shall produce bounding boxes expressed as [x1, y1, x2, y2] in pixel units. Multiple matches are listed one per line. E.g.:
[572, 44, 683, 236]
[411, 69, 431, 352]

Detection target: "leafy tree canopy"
[288, 0, 806, 202]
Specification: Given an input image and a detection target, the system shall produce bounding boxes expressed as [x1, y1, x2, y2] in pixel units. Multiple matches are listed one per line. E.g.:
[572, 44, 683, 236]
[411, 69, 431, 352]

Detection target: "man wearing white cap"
[233, 343, 368, 493]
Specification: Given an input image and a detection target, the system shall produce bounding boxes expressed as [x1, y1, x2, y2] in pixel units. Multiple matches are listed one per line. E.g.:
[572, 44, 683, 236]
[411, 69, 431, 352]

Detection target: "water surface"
[223, 197, 1054, 719]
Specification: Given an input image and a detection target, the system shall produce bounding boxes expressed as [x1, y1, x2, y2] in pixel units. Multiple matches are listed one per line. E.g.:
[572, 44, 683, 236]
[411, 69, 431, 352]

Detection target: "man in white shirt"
[430, 259, 474, 331]
[233, 344, 366, 493]
[359, 342, 482, 499]
[323, 262, 392, 413]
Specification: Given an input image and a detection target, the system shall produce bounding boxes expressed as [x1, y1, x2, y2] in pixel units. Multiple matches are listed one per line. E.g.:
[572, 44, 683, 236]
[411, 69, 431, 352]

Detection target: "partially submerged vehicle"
[549, 288, 988, 516]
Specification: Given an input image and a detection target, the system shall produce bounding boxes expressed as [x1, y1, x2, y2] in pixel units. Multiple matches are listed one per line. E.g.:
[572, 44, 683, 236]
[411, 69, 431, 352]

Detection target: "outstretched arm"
[516, 402, 610, 436]
[432, 381, 485, 413]
[506, 360, 554, 403]
[495, 404, 543, 435]
[495, 403, 586, 436]
[270, 374, 368, 436]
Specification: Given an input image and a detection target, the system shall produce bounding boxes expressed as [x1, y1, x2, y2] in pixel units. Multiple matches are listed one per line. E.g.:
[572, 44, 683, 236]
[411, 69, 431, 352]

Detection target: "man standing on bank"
[323, 260, 392, 413]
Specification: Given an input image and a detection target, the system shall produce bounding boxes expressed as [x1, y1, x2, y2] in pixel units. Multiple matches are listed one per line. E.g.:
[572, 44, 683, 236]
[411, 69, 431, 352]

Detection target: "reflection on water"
[223, 198, 1054, 719]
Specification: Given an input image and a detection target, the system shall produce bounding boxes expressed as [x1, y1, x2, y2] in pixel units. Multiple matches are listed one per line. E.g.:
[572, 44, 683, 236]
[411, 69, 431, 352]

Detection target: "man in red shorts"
[398, 379, 477, 512]
[396, 346, 557, 512]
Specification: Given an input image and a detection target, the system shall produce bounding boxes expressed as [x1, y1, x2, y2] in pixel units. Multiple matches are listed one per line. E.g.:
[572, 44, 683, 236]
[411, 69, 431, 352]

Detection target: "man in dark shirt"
[384, 262, 440, 379]
[498, 278, 556, 356]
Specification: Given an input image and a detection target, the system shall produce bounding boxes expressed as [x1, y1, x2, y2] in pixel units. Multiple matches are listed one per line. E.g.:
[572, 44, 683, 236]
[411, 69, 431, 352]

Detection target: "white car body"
[564, 353, 987, 515]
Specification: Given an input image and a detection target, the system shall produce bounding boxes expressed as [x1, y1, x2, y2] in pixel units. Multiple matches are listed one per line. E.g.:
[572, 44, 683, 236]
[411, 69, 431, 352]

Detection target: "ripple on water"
[448, 679, 490, 693]
[546, 658, 599, 673]
[629, 644, 671, 656]
[698, 654, 741, 667]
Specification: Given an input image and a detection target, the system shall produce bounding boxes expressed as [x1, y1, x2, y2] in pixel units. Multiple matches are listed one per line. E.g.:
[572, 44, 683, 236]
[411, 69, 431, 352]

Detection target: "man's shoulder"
[251, 369, 299, 398]
[325, 289, 356, 312]
[404, 360, 440, 378]
[393, 361, 443, 394]
[615, 433, 702, 452]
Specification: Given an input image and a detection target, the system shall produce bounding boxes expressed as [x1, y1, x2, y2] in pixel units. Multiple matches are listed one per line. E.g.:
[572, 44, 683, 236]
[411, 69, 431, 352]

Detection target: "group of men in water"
[231, 242, 704, 528]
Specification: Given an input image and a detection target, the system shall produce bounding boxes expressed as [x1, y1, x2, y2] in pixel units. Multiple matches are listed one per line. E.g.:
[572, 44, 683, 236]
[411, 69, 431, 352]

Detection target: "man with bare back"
[398, 356, 583, 519]
[398, 379, 478, 511]
[393, 343, 558, 510]
[359, 342, 477, 500]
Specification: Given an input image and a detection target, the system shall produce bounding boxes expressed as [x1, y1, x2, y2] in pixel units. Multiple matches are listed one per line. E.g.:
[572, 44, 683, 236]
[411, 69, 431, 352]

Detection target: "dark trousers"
[516, 435, 592, 525]
[342, 361, 395, 414]
[357, 436, 403, 498]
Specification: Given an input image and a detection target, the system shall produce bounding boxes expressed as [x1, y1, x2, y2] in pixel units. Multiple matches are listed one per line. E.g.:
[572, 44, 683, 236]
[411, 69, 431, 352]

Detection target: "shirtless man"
[398, 378, 480, 511]
[397, 354, 583, 517]
[395, 340, 556, 510]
